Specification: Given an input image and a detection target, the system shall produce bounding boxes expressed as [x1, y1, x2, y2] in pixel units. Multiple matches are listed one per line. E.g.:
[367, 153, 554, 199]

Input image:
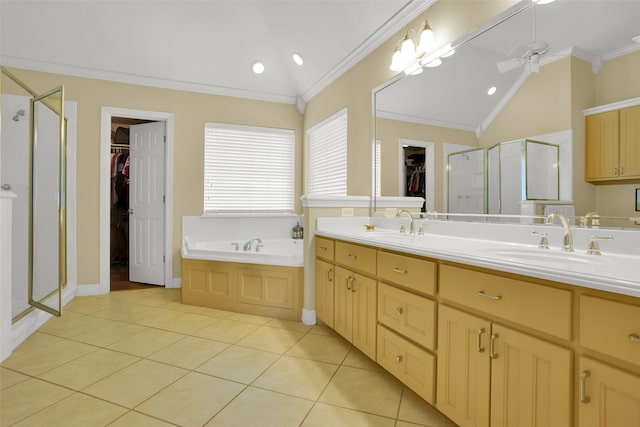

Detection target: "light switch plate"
[341, 207, 354, 217]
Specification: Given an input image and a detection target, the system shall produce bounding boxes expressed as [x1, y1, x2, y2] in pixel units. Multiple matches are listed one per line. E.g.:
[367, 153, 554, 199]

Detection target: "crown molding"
[0, 55, 298, 105]
[377, 110, 476, 133]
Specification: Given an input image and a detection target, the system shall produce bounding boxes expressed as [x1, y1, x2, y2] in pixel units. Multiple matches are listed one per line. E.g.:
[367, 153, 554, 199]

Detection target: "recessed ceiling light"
[533, 0, 555, 4]
[633, 35, 640, 44]
[488, 86, 497, 95]
[292, 53, 304, 65]
[252, 61, 265, 74]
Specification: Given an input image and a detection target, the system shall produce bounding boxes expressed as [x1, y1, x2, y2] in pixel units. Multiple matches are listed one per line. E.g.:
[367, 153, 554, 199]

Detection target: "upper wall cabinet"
[585, 103, 640, 182]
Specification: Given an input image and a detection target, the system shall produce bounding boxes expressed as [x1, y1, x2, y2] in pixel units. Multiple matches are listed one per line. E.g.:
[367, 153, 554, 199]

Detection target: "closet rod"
[111, 144, 130, 148]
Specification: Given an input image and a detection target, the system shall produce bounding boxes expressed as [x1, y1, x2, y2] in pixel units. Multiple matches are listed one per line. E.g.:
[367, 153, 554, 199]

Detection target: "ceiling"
[0, 0, 431, 107]
[376, 0, 640, 136]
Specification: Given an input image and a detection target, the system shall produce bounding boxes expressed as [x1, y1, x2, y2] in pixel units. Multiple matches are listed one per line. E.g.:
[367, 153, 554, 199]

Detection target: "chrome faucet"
[243, 237, 263, 251]
[546, 213, 574, 252]
[397, 209, 415, 234]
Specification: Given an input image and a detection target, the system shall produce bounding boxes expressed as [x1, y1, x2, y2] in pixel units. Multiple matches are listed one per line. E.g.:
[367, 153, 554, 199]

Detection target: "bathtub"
[181, 236, 304, 267]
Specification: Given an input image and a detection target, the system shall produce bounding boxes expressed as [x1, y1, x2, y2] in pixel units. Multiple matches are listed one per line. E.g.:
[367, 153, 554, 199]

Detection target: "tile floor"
[1, 287, 458, 427]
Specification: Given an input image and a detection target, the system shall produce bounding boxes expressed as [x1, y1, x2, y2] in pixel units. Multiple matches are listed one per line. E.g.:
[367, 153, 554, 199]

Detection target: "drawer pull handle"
[477, 291, 502, 301]
[346, 276, 353, 291]
[319, 246, 327, 251]
[327, 268, 333, 282]
[490, 333, 499, 359]
[629, 333, 640, 344]
[395, 355, 403, 363]
[396, 307, 404, 315]
[477, 328, 485, 353]
[392, 267, 407, 274]
[347, 254, 358, 260]
[580, 370, 591, 404]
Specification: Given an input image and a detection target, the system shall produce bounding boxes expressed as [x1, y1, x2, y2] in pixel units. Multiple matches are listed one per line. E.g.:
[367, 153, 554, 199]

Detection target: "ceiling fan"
[497, 5, 552, 73]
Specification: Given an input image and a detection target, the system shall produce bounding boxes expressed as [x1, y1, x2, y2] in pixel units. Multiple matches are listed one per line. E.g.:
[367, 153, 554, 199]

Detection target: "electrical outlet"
[384, 208, 397, 217]
[341, 207, 354, 217]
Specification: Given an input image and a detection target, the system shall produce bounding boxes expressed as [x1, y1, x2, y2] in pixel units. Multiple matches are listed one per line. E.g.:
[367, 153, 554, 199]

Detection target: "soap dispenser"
[292, 222, 303, 239]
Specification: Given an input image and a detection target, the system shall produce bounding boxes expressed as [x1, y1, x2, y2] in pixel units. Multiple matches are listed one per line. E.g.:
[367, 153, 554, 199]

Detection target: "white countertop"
[316, 217, 640, 299]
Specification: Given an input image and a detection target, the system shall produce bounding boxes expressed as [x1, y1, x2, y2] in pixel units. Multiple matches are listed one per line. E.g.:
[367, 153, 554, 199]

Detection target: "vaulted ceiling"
[0, 0, 429, 105]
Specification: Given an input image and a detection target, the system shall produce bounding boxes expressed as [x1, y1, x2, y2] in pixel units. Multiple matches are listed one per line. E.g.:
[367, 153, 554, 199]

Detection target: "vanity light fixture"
[292, 53, 304, 65]
[251, 61, 265, 74]
[389, 19, 438, 72]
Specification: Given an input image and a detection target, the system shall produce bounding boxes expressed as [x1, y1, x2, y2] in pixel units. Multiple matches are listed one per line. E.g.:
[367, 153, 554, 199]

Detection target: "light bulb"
[417, 21, 436, 52]
[389, 47, 405, 71]
[400, 33, 416, 61]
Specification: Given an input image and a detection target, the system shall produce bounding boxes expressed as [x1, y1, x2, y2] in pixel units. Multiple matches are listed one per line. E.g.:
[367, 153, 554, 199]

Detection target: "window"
[306, 108, 347, 195]
[204, 123, 294, 213]
[372, 139, 381, 197]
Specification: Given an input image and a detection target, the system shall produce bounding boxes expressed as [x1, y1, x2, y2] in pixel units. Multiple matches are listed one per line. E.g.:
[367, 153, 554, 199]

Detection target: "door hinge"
[164, 135, 166, 143]
[163, 195, 165, 203]
[163, 255, 165, 263]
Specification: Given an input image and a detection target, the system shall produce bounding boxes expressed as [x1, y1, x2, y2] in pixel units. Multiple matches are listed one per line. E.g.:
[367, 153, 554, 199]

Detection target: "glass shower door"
[29, 86, 66, 317]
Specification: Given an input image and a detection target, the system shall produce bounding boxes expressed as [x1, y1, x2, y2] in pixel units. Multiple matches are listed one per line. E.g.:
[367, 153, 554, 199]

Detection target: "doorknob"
[1, 184, 11, 191]
[128, 208, 134, 215]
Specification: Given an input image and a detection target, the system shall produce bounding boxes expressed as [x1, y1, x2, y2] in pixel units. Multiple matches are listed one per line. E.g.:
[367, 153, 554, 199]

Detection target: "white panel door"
[129, 122, 165, 285]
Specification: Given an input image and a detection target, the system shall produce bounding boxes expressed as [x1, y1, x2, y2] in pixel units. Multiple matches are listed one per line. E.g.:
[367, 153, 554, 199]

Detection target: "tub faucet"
[397, 209, 415, 234]
[243, 237, 263, 251]
[546, 213, 574, 252]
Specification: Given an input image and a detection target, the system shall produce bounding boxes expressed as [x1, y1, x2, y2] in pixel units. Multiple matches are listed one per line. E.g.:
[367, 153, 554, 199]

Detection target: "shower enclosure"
[1, 67, 68, 319]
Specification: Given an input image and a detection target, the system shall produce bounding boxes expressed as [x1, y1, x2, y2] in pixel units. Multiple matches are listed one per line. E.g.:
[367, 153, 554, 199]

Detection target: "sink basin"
[483, 247, 605, 267]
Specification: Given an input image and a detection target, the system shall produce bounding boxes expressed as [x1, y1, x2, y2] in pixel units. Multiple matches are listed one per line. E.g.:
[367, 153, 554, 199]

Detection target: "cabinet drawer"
[335, 241, 376, 275]
[378, 283, 435, 350]
[377, 251, 436, 296]
[580, 295, 640, 366]
[439, 264, 572, 340]
[315, 237, 334, 261]
[377, 325, 435, 404]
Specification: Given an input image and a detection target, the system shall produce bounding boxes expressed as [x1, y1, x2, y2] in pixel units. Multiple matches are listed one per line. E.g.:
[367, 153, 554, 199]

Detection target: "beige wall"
[1, 70, 303, 285]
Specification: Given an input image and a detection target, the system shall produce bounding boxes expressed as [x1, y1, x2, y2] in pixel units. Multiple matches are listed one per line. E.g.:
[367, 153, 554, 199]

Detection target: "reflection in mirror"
[374, 0, 640, 229]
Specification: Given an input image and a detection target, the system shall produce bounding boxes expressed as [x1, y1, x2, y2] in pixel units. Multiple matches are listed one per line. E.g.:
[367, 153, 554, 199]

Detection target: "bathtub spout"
[243, 237, 263, 251]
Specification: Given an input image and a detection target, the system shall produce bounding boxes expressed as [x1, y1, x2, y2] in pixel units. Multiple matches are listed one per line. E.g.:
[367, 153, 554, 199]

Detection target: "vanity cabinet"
[332, 242, 378, 360]
[578, 295, 640, 426]
[333, 266, 377, 360]
[438, 264, 573, 426]
[578, 357, 640, 427]
[315, 237, 335, 327]
[585, 105, 640, 181]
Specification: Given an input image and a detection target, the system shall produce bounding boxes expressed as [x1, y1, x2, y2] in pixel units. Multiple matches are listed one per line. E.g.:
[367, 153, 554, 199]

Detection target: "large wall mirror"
[373, 0, 640, 227]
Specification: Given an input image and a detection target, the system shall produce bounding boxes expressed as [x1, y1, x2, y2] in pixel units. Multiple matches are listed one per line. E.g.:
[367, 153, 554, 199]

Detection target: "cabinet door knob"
[490, 333, 499, 359]
[477, 328, 486, 353]
[396, 307, 404, 315]
[580, 370, 591, 404]
[629, 333, 640, 344]
[395, 355, 403, 363]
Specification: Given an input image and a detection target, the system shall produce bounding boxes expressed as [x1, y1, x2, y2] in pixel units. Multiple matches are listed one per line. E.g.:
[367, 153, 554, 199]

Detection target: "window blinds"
[204, 123, 294, 213]
[306, 109, 347, 195]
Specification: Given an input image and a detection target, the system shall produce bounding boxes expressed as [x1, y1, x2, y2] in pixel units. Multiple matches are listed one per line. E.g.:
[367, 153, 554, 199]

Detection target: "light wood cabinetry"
[334, 265, 377, 359]
[315, 237, 335, 327]
[437, 304, 571, 427]
[314, 235, 640, 426]
[182, 259, 302, 321]
[578, 356, 640, 427]
[585, 104, 640, 181]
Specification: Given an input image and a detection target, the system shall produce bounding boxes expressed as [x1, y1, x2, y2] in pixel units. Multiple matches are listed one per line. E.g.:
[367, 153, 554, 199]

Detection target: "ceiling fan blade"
[497, 57, 524, 73]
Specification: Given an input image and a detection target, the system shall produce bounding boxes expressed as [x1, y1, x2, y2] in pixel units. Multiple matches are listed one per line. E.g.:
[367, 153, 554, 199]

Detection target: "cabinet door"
[620, 105, 640, 178]
[351, 272, 377, 360]
[586, 110, 619, 180]
[315, 259, 334, 327]
[436, 305, 491, 427]
[490, 324, 572, 427]
[333, 266, 353, 342]
[579, 356, 640, 427]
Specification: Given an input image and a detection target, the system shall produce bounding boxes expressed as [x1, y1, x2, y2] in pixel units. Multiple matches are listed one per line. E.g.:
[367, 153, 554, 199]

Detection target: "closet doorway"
[398, 139, 435, 213]
[100, 107, 175, 294]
